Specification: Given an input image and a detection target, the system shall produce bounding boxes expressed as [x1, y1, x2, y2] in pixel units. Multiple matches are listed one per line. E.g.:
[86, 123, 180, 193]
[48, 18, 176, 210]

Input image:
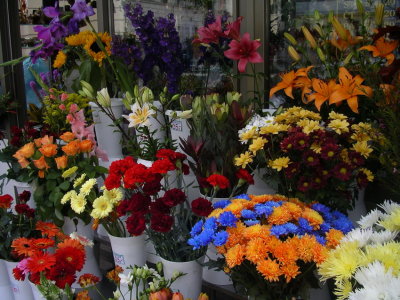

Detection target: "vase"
[160, 257, 204, 300]
[347, 188, 367, 224]
[165, 110, 191, 154]
[13, 181, 36, 210]
[135, 101, 166, 148]
[62, 217, 102, 288]
[0, 259, 14, 300]
[90, 98, 124, 159]
[29, 282, 45, 300]
[201, 195, 232, 285]
[247, 169, 276, 196]
[108, 233, 146, 299]
[4, 260, 34, 300]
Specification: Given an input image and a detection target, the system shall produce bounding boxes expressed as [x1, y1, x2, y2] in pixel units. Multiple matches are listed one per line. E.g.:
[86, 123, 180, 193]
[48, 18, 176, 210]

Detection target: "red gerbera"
[13, 267, 25, 281]
[150, 159, 176, 174]
[0, 194, 13, 209]
[47, 266, 76, 289]
[34, 238, 55, 250]
[36, 221, 60, 238]
[55, 246, 85, 272]
[12, 237, 37, 257]
[236, 169, 254, 185]
[26, 252, 56, 273]
[191, 198, 213, 217]
[206, 174, 230, 190]
[78, 273, 100, 288]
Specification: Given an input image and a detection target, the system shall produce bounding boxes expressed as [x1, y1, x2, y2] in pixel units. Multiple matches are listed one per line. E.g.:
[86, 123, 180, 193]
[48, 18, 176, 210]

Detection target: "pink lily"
[224, 16, 243, 40]
[193, 16, 223, 45]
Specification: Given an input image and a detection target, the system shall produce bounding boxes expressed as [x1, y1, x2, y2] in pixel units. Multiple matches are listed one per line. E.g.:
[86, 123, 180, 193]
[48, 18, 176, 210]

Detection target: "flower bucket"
[166, 110, 191, 154]
[143, 233, 161, 265]
[13, 181, 36, 210]
[201, 195, 232, 285]
[62, 218, 101, 288]
[5, 260, 34, 300]
[160, 257, 204, 300]
[108, 234, 146, 299]
[246, 168, 276, 196]
[0, 259, 14, 300]
[29, 281, 45, 300]
[90, 98, 124, 158]
[347, 188, 367, 224]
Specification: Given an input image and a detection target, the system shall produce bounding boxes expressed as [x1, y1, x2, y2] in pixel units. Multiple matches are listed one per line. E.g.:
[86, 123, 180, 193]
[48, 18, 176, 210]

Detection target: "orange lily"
[307, 79, 337, 111]
[270, 66, 313, 100]
[359, 37, 399, 65]
[294, 66, 313, 103]
[331, 31, 362, 51]
[380, 84, 399, 105]
[329, 67, 373, 113]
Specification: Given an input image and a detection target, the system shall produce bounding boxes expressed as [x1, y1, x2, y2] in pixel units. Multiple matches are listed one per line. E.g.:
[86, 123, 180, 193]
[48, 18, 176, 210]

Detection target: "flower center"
[340, 167, 347, 174]
[327, 151, 334, 157]
[90, 42, 101, 53]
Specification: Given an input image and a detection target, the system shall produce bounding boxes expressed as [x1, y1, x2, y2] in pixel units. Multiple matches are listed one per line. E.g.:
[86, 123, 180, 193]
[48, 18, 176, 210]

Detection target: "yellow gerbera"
[70, 193, 87, 214]
[103, 188, 123, 204]
[80, 178, 97, 196]
[269, 157, 290, 171]
[61, 190, 77, 204]
[73, 174, 87, 188]
[62, 166, 78, 178]
[53, 51, 67, 68]
[91, 196, 113, 219]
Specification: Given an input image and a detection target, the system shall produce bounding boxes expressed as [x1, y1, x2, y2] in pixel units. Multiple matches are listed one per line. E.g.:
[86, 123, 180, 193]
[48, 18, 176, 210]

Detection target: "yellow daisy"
[269, 157, 290, 171]
[359, 168, 374, 182]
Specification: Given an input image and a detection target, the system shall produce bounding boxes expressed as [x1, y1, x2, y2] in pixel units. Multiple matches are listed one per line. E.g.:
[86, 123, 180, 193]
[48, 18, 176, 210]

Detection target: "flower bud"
[172, 271, 182, 280]
[314, 10, 321, 21]
[140, 87, 154, 103]
[192, 96, 202, 115]
[197, 293, 209, 300]
[356, 0, 365, 16]
[288, 46, 301, 61]
[284, 32, 297, 46]
[123, 91, 134, 110]
[134, 85, 139, 98]
[210, 103, 229, 121]
[328, 11, 334, 23]
[171, 292, 184, 300]
[331, 17, 348, 40]
[317, 48, 326, 62]
[301, 26, 317, 49]
[96, 87, 111, 107]
[171, 94, 180, 102]
[177, 109, 192, 119]
[80, 80, 94, 98]
[343, 52, 353, 65]
[375, 3, 385, 27]
[226, 91, 241, 104]
[313, 24, 324, 37]
[156, 262, 163, 274]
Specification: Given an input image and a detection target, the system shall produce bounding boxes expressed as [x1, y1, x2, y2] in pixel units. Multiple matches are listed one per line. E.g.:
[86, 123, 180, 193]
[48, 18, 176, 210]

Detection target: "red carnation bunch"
[11, 224, 90, 290]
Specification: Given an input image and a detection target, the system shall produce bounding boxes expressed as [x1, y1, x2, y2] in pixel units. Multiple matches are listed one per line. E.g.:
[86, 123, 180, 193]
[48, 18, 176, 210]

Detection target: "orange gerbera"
[36, 221, 61, 237]
[256, 259, 281, 282]
[11, 237, 37, 257]
[359, 37, 399, 65]
[329, 67, 373, 113]
[26, 252, 56, 273]
[225, 244, 245, 268]
[34, 238, 55, 250]
[307, 79, 337, 111]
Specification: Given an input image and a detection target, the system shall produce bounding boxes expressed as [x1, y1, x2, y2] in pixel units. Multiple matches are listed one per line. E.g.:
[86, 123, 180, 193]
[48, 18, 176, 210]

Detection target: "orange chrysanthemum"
[225, 244, 246, 268]
[281, 202, 302, 220]
[11, 237, 37, 257]
[312, 243, 328, 264]
[301, 208, 323, 228]
[78, 273, 100, 287]
[36, 221, 61, 238]
[268, 206, 293, 225]
[272, 241, 298, 265]
[325, 228, 344, 248]
[242, 224, 270, 240]
[245, 237, 267, 264]
[249, 194, 275, 204]
[256, 259, 282, 282]
[280, 263, 300, 283]
[208, 208, 223, 218]
[294, 235, 318, 263]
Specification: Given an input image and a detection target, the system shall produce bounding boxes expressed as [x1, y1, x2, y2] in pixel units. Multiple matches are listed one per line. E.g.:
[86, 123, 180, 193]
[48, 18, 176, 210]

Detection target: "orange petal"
[284, 86, 294, 99]
[346, 96, 359, 113]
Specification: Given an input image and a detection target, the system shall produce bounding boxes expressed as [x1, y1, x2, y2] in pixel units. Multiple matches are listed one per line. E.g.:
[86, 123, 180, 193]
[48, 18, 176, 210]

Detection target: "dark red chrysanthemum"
[302, 150, 320, 167]
[297, 176, 312, 192]
[320, 143, 339, 160]
[333, 163, 353, 181]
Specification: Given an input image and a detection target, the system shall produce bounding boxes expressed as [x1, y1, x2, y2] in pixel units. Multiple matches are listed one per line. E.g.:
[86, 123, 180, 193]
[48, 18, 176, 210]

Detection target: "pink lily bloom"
[193, 16, 223, 45]
[224, 32, 264, 73]
[224, 16, 243, 40]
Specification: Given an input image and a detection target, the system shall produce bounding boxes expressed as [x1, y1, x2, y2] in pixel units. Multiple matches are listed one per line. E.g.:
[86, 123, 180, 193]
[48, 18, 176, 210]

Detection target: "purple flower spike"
[71, 0, 95, 21]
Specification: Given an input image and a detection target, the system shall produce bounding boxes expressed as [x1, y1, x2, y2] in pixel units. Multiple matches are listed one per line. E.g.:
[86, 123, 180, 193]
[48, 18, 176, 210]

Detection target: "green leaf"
[55, 208, 64, 221]
[94, 166, 108, 175]
[59, 181, 70, 191]
[46, 180, 57, 191]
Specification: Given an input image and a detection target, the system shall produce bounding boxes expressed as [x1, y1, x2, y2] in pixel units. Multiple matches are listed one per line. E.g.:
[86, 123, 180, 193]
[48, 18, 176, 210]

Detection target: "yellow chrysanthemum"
[73, 174, 87, 188]
[352, 141, 373, 158]
[61, 190, 77, 204]
[269, 157, 290, 171]
[239, 127, 258, 143]
[234, 152, 253, 168]
[334, 279, 353, 300]
[328, 119, 350, 134]
[91, 196, 113, 219]
[103, 188, 124, 204]
[83, 32, 112, 66]
[359, 168, 374, 182]
[260, 123, 288, 135]
[70, 193, 87, 214]
[350, 131, 371, 143]
[53, 51, 67, 68]
[62, 166, 78, 178]
[300, 119, 322, 135]
[80, 178, 97, 196]
[248, 137, 267, 154]
[364, 242, 400, 275]
[328, 111, 348, 120]
[310, 142, 322, 154]
[225, 244, 245, 268]
[379, 208, 400, 232]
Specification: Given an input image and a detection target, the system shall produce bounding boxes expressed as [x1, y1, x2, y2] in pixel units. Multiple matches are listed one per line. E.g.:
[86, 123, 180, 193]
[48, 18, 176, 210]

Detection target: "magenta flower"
[224, 16, 243, 40]
[193, 16, 223, 44]
[224, 33, 264, 73]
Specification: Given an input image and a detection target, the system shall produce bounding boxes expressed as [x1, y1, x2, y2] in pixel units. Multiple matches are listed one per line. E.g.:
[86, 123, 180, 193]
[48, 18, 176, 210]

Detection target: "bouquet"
[235, 107, 378, 211]
[189, 193, 353, 299]
[11, 223, 95, 300]
[94, 149, 213, 262]
[0, 192, 36, 261]
[318, 200, 400, 300]
[181, 92, 254, 198]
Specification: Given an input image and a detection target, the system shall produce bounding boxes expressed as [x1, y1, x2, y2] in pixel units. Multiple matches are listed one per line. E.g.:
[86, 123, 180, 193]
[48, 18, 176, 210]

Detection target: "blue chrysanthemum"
[218, 211, 237, 227]
[315, 235, 327, 245]
[233, 194, 251, 200]
[319, 222, 331, 233]
[213, 230, 229, 247]
[244, 219, 260, 226]
[332, 210, 347, 219]
[213, 199, 231, 209]
[189, 229, 214, 249]
[254, 204, 273, 217]
[284, 222, 298, 234]
[332, 218, 353, 234]
[204, 217, 218, 231]
[298, 218, 313, 234]
[270, 224, 287, 237]
[311, 203, 331, 214]
[190, 220, 204, 237]
[241, 209, 256, 219]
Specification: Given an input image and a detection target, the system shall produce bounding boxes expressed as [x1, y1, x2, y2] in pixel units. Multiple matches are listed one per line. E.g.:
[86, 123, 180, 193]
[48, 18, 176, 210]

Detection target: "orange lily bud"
[375, 3, 384, 27]
[331, 17, 348, 40]
[171, 292, 184, 300]
[301, 26, 317, 49]
[197, 293, 209, 300]
[288, 46, 301, 61]
[284, 32, 297, 45]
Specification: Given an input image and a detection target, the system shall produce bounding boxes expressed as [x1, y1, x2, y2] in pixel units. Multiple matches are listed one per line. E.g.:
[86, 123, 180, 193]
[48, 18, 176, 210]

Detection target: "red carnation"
[123, 164, 156, 189]
[127, 193, 150, 214]
[150, 200, 171, 214]
[0, 194, 13, 209]
[236, 169, 254, 185]
[143, 177, 162, 196]
[191, 198, 213, 217]
[13, 267, 25, 281]
[15, 203, 29, 215]
[116, 200, 130, 217]
[156, 149, 186, 162]
[109, 156, 136, 176]
[150, 159, 176, 174]
[104, 173, 122, 190]
[150, 213, 174, 233]
[182, 163, 190, 175]
[160, 188, 186, 208]
[206, 174, 230, 189]
[126, 213, 146, 236]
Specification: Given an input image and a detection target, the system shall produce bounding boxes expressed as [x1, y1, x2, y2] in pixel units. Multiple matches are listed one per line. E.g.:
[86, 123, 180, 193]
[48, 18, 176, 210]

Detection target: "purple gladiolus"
[71, 0, 95, 21]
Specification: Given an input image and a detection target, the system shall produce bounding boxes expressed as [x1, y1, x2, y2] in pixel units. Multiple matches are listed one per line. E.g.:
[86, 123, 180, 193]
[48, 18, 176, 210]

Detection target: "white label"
[113, 253, 126, 265]
[171, 120, 183, 132]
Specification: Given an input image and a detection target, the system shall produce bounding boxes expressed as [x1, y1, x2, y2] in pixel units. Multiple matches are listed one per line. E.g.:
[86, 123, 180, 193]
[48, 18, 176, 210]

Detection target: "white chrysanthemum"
[370, 230, 398, 244]
[379, 200, 400, 214]
[341, 228, 373, 247]
[80, 178, 97, 196]
[358, 209, 383, 229]
[61, 190, 77, 204]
